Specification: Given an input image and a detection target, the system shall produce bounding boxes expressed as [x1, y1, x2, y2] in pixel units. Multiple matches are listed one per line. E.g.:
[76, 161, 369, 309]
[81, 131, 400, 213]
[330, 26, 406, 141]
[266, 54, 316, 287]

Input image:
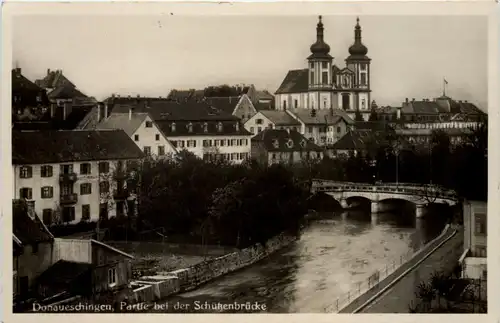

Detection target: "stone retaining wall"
[130, 233, 296, 303]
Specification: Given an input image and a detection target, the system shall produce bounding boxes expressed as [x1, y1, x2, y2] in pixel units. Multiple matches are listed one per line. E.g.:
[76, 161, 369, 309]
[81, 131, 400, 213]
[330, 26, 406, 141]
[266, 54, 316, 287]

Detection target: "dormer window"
[203, 122, 208, 133]
[187, 122, 193, 133]
[272, 139, 279, 149]
[171, 122, 176, 132]
[300, 139, 307, 148]
[235, 122, 240, 131]
[286, 139, 294, 149]
[217, 122, 223, 132]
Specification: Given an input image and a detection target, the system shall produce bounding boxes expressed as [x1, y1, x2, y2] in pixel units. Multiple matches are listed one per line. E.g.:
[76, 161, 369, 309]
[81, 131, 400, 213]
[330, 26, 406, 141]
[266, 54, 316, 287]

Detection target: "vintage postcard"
[1, 1, 497, 322]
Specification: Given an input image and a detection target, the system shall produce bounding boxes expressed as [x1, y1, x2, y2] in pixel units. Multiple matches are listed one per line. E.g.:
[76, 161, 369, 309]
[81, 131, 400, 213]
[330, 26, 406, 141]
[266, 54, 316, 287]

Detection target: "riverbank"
[338, 224, 459, 313]
[127, 233, 297, 306]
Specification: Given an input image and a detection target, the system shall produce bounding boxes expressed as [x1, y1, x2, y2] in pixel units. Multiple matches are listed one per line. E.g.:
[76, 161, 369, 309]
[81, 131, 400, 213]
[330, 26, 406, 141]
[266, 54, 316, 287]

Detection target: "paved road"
[339, 227, 462, 313]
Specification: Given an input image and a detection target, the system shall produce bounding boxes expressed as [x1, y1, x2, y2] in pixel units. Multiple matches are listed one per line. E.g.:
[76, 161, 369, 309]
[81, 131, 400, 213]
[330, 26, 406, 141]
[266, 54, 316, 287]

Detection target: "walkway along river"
[157, 206, 451, 313]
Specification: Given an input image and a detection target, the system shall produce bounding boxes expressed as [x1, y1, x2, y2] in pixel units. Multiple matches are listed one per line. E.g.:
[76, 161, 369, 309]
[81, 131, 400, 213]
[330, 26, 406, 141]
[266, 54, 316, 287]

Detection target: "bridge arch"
[345, 196, 372, 210]
[308, 192, 342, 212]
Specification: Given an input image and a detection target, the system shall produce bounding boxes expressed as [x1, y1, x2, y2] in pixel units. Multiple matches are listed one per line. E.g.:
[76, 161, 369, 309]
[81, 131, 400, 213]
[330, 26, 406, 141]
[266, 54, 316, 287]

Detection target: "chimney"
[104, 102, 109, 119]
[129, 106, 134, 120]
[412, 98, 415, 102]
[47, 68, 51, 75]
[464, 100, 468, 103]
[405, 98, 409, 103]
[458, 100, 462, 103]
[111, 93, 115, 98]
[97, 103, 102, 123]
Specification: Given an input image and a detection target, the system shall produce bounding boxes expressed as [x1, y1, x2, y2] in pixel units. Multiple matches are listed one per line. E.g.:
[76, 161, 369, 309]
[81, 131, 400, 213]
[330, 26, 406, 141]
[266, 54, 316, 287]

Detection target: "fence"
[327, 224, 453, 313]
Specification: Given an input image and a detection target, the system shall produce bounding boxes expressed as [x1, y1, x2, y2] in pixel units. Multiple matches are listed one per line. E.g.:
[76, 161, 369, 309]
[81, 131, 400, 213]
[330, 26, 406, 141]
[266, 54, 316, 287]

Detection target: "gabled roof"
[111, 100, 239, 122]
[48, 85, 87, 100]
[95, 113, 149, 136]
[339, 67, 355, 74]
[12, 129, 144, 164]
[330, 130, 384, 151]
[255, 90, 274, 101]
[13, 200, 53, 245]
[258, 110, 301, 126]
[290, 108, 355, 125]
[252, 129, 322, 152]
[275, 69, 309, 94]
[12, 69, 50, 106]
[166, 89, 205, 101]
[35, 69, 76, 89]
[204, 96, 241, 115]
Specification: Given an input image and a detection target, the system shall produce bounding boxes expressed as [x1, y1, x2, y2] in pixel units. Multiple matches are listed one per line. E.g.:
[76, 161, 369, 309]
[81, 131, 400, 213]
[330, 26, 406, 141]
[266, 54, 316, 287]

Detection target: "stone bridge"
[310, 179, 459, 218]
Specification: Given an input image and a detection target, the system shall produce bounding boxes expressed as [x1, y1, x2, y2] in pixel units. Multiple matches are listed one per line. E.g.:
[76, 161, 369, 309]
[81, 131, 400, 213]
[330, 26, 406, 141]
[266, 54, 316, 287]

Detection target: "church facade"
[275, 16, 372, 121]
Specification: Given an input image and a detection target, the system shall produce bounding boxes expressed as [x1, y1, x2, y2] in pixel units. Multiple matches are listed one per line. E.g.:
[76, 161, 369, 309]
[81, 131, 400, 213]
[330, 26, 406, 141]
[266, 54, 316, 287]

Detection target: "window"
[310, 62, 314, 69]
[474, 213, 486, 235]
[250, 127, 255, 134]
[99, 181, 110, 194]
[62, 207, 75, 223]
[41, 186, 53, 199]
[108, 268, 116, 285]
[220, 140, 225, 147]
[82, 205, 91, 221]
[171, 122, 176, 132]
[294, 99, 298, 109]
[322, 71, 328, 84]
[308, 127, 313, 133]
[310, 71, 314, 83]
[187, 122, 193, 133]
[283, 101, 287, 110]
[257, 127, 262, 133]
[271, 153, 277, 159]
[80, 163, 91, 175]
[40, 165, 53, 178]
[99, 162, 109, 173]
[19, 188, 32, 200]
[42, 209, 53, 225]
[19, 166, 32, 178]
[360, 63, 367, 71]
[360, 73, 367, 86]
[361, 99, 366, 110]
[272, 139, 279, 149]
[144, 146, 151, 156]
[158, 146, 165, 156]
[322, 62, 328, 69]
[155, 134, 160, 141]
[134, 134, 139, 141]
[61, 164, 73, 174]
[256, 119, 263, 125]
[337, 126, 341, 133]
[145, 121, 153, 128]
[61, 184, 73, 196]
[203, 122, 208, 133]
[80, 183, 92, 195]
[286, 139, 294, 149]
[217, 122, 223, 132]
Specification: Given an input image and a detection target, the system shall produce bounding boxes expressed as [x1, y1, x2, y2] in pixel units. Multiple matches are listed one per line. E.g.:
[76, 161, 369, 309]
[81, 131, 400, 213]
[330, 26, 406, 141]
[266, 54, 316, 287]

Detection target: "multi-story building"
[460, 200, 487, 280]
[12, 67, 50, 122]
[107, 99, 253, 163]
[275, 16, 372, 120]
[12, 129, 144, 226]
[244, 110, 302, 135]
[93, 111, 178, 158]
[251, 128, 323, 165]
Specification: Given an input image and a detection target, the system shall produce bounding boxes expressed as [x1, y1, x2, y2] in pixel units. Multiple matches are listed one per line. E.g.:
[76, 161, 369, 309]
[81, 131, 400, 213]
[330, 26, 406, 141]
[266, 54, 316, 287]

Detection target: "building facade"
[244, 110, 302, 135]
[460, 200, 487, 280]
[251, 129, 323, 165]
[275, 16, 372, 120]
[12, 130, 144, 226]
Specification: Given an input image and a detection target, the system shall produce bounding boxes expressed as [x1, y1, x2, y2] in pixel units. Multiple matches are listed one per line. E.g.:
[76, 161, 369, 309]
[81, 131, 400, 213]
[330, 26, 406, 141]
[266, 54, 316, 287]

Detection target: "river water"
[160, 207, 449, 313]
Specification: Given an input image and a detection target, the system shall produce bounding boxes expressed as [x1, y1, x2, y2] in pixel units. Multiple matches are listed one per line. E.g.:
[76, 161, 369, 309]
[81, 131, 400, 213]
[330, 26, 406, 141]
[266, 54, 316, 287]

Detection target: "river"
[158, 206, 450, 313]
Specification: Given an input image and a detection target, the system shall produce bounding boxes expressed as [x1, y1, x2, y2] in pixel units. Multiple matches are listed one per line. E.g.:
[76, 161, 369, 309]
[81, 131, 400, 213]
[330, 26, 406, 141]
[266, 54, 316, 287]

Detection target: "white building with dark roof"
[12, 129, 144, 225]
[275, 16, 372, 120]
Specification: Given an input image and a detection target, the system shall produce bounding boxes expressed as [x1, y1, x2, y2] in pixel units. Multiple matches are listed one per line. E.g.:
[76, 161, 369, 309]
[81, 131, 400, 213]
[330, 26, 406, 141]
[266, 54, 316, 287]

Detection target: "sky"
[13, 15, 488, 110]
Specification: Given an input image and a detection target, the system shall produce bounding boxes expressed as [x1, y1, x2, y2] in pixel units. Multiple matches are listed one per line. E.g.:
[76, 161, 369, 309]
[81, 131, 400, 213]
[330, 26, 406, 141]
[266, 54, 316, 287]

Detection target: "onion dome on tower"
[308, 16, 333, 60]
[347, 17, 369, 60]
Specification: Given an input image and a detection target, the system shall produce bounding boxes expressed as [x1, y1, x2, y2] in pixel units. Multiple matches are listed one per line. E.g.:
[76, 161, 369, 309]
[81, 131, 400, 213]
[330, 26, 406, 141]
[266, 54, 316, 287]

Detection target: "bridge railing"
[311, 180, 458, 200]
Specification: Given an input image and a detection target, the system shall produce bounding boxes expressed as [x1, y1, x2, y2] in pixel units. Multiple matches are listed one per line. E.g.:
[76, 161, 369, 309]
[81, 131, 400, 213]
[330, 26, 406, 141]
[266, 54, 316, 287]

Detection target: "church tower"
[307, 16, 334, 110]
[345, 17, 371, 118]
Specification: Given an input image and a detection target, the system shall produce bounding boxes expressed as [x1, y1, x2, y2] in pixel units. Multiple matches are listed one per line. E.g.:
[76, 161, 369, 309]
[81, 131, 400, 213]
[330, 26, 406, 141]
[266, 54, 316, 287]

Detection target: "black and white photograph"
[4, 2, 494, 317]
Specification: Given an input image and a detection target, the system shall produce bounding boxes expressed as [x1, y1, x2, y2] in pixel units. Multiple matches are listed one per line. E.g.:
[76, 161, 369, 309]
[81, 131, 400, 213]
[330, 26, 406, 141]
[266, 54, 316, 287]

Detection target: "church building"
[275, 16, 372, 120]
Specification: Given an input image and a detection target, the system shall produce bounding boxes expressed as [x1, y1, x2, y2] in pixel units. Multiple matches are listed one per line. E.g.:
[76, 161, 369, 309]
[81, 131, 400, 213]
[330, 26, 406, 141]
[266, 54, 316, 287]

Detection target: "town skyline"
[13, 15, 487, 110]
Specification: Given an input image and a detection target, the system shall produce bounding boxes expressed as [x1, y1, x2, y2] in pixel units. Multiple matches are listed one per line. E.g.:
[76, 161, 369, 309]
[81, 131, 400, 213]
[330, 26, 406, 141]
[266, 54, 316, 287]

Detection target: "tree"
[354, 110, 364, 122]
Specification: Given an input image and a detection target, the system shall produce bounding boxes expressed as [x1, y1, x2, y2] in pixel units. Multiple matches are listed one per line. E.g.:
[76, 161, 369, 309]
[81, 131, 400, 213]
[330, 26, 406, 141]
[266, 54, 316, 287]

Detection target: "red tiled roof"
[12, 129, 144, 164]
[252, 129, 322, 152]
